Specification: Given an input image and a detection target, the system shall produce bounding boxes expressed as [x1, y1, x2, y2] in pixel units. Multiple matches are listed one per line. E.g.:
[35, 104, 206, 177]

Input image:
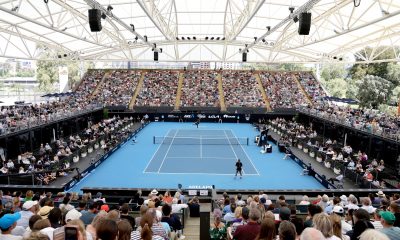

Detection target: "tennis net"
[153, 136, 249, 145]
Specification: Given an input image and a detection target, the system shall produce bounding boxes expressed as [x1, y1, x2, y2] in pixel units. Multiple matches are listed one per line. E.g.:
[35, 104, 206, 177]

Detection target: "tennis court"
[144, 129, 258, 175]
[68, 122, 324, 192]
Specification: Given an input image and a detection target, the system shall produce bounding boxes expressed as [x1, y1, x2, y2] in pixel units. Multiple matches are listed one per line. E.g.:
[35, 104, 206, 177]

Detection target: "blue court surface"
[69, 122, 324, 192]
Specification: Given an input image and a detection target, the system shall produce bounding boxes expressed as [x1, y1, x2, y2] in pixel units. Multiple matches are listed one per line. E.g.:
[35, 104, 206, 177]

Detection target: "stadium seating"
[135, 70, 179, 107]
[180, 70, 219, 107]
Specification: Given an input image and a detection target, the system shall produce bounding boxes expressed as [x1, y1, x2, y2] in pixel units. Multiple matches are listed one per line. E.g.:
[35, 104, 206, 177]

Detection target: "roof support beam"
[0, 5, 114, 49]
[136, 0, 177, 40]
[83, 0, 160, 52]
[241, 0, 321, 53]
[225, 0, 265, 41]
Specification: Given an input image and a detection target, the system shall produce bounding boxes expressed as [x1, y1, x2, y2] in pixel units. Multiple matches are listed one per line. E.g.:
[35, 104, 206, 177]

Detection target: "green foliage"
[349, 46, 399, 81]
[320, 78, 348, 98]
[320, 63, 347, 81]
[378, 104, 397, 115]
[357, 75, 393, 109]
[386, 63, 400, 85]
[277, 63, 308, 71]
[36, 60, 59, 93]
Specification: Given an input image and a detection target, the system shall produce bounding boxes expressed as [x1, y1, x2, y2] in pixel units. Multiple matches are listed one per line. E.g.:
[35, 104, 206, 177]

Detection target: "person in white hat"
[65, 209, 82, 223]
[16, 200, 38, 229]
[376, 191, 386, 204]
[332, 206, 352, 235]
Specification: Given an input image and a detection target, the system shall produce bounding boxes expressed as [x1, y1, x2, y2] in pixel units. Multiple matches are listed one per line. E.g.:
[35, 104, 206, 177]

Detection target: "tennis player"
[194, 118, 200, 128]
[235, 159, 243, 179]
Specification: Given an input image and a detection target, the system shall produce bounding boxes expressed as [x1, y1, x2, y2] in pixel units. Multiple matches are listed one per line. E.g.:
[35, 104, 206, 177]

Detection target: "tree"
[357, 75, 393, 109]
[386, 62, 400, 85]
[320, 63, 347, 81]
[349, 46, 399, 81]
[320, 78, 348, 98]
[36, 60, 59, 92]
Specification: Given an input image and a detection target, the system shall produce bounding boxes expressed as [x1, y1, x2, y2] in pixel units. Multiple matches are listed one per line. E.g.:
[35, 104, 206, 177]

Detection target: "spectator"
[132, 213, 164, 240]
[313, 213, 340, 240]
[304, 204, 323, 228]
[278, 220, 297, 240]
[256, 218, 275, 240]
[187, 196, 200, 217]
[389, 202, 400, 227]
[233, 208, 261, 240]
[43, 209, 59, 229]
[299, 196, 311, 205]
[17, 200, 38, 228]
[379, 211, 400, 239]
[0, 212, 23, 240]
[348, 208, 375, 240]
[160, 204, 184, 239]
[330, 213, 350, 240]
[117, 219, 132, 240]
[96, 219, 118, 240]
[359, 229, 389, 240]
[300, 227, 325, 240]
[119, 203, 135, 229]
[209, 209, 226, 240]
[80, 202, 98, 226]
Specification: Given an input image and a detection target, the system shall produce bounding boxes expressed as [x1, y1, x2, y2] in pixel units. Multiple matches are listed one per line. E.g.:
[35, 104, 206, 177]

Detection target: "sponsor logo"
[167, 114, 179, 118]
[68, 180, 77, 189]
[315, 174, 325, 184]
[208, 115, 220, 119]
[223, 114, 236, 119]
[81, 171, 89, 178]
[183, 114, 192, 118]
[94, 161, 101, 168]
[188, 185, 213, 189]
[197, 114, 206, 119]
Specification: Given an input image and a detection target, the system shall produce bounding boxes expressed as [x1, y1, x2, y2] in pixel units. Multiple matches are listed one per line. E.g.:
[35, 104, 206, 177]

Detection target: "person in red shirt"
[233, 208, 261, 240]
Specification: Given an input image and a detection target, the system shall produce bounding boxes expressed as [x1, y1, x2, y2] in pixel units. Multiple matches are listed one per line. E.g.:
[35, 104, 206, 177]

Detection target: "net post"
[153, 136, 155, 144]
[247, 138, 249, 146]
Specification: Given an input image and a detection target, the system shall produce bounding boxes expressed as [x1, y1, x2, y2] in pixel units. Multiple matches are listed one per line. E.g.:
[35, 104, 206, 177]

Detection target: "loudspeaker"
[298, 12, 311, 35]
[242, 52, 247, 62]
[154, 51, 159, 61]
[88, 9, 102, 32]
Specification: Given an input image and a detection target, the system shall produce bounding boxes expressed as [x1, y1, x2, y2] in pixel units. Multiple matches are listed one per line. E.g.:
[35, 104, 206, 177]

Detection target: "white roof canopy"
[0, 0, 399, 63]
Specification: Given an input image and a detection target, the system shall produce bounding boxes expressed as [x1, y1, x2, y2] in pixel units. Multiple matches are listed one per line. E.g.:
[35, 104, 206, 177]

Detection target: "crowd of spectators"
[180, 70, 219, 107]
[94, 70, 141, 106]
[210, 191, 400, 240]
[0, 188, 190, 240]
[72, 70, 105, 107]
[259, 72, 308, 109]
[303, 101, 400, 141]
[0, 116, 134, 182]
[270, 117, 389, 189]
[222, 71, 265, 107]
[135, 70, 179, 107]
[295, 72, 327, 102]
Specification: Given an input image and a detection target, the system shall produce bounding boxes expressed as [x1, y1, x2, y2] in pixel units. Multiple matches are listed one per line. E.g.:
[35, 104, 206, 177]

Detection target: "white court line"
[223, 130, 243, 175]
[161, 156, 235, 159]
[157, 130, 178, 173]
[143, 171, 259, 175]
[200, 135, 202, 158]
[143, 129, 171, 173]
[228, 129, 260, 176]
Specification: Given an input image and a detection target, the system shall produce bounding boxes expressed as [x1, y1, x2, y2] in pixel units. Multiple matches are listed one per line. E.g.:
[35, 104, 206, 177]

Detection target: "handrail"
[0, 105, 103, 137]
[298, 107, 400, 142]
